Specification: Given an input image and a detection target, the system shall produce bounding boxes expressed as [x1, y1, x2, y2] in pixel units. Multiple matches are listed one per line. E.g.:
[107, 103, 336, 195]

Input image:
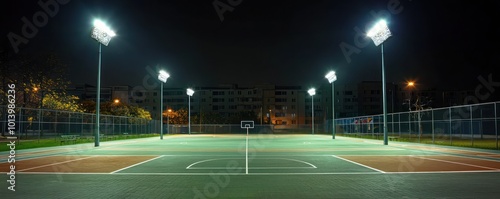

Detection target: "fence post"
[81, 112, 84, 136]
[495, 102, 498, 150]
[19, 108, 23, 139]
[55, 111, 58, 136]
[449, 107, 452, 145]
[68, 112, 71, 135]
[470, 105, 473, 147]
[38, 108, 41, 142]
[432, 109, 435, 144]
[398, 114, 401, 138]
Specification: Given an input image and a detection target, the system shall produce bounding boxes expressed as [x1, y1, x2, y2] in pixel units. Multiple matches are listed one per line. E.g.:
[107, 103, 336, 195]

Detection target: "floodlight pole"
[381, 43, 388, 145]
[91, 19, 115, 147]
[95, 43, 102, 147]
[367, 19, 390, 146]
[187, 88, 194, 135]
[311, 95, 314, 135]
[331, 82, 335, 139]
[160, 82, 164, 140]
[308, 88, 316, 135]
[325, 71, 337, 139]
[158, 70, 169, 139]
[188, 95, 191, 135]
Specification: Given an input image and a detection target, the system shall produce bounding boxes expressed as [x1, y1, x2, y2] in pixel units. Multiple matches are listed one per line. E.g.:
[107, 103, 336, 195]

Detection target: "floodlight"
[91, 19, 116, 46]
[367, 19, 392, 46]
[325, 71, 337, 83]
[187, 88, 195, 96]
[308, 88, 316, 96]
[158, 70, 169, 83]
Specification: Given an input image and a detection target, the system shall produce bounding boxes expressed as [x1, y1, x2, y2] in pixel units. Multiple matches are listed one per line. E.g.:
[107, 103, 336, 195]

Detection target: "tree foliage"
[42, 93, 82, 112]
[0, 51, 81, 113]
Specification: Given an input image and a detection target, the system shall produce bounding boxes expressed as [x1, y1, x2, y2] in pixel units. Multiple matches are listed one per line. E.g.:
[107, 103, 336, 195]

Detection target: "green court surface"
[2, 134, 500, 198]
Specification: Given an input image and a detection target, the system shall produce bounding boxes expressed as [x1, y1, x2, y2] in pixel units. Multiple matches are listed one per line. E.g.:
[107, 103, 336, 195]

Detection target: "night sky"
[1, 0, 499, 90]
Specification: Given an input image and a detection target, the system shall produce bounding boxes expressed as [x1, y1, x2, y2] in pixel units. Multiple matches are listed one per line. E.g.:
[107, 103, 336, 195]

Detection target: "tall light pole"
[158, 70, 170, 140]
[367, 19, 392, 145]
[90, 19, 116, 147]
[187, 88, 195, 135]
[308, 88, 316, 135]
[325, 71, 337, 139]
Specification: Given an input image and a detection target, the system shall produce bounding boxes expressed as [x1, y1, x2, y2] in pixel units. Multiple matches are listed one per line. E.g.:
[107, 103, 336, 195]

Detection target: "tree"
[164, 108, 188, 125]
[0, 51, 80, 111]
[412, 96, 432, 139]
[42, 93, 82, 112]
[81, 100, 152, 122]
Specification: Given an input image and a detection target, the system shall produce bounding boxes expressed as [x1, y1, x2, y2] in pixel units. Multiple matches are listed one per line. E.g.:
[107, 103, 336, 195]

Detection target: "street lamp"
[187, 88, 195, 135]
[90, 19, 116, 147]
[367, 19, 392, 145]
[325, 71, 337, 139]
[407, 81, 415, 111]
[167, 109, 172, 135]
[308, 88, 316, 135]
[406, 81, 416, 135]
[158, 70, 170, 140]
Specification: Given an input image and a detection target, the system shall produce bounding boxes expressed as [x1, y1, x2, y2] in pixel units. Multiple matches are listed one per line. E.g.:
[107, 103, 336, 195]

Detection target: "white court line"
[332, 155, 385, 173]
[110, 155, 165, 174]
[413, 156, 500, 170]
[186, 158, 317, 170]
[18, 156, 95, 172]
[16, 170, 500, 175]
[17, 172, 382, 175]
[187, 167, 315, 170]
[383, 170, 500, 174]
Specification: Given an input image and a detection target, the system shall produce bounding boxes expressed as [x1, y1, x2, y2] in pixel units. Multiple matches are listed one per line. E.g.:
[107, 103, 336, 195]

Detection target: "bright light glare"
[308, 88, 316, 96]
[367, 19, 391, 46]
[325, 71, 337, 83]
[93, 19, 116, 37]
[187, 88, 195, 96]
[91, 19, 116, 46]
[407, 81, 415, 87]
[158, 70, 170, 83]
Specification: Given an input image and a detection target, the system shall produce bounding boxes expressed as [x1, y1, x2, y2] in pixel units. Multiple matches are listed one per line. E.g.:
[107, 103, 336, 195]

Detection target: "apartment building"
[69, 82, 482, 125]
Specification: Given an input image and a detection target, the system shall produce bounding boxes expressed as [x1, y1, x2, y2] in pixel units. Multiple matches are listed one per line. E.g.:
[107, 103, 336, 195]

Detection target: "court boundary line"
[413, 155, 500, 170]
[332, 155, 385, 173]
[110, 155, 165, 174]
[17, 170, 500, 175]
[18, 156, 95, 172]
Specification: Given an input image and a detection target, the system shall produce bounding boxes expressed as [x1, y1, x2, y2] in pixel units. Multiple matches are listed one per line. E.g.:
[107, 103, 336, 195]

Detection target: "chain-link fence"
[335, 101, 500, 150]
[1, 105, 160, 140]
[4, 101, 499, 150]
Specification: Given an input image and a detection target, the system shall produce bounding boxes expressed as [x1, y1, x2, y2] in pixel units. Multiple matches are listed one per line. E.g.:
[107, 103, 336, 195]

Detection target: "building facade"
[70, 82, 481, 126]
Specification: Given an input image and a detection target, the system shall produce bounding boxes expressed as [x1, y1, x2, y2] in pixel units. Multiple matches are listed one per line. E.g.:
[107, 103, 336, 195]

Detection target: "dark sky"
[2, 0, 499, 90]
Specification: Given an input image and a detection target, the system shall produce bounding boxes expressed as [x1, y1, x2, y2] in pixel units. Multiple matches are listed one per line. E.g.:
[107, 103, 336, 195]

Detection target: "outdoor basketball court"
[2, 122, 500, 198]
